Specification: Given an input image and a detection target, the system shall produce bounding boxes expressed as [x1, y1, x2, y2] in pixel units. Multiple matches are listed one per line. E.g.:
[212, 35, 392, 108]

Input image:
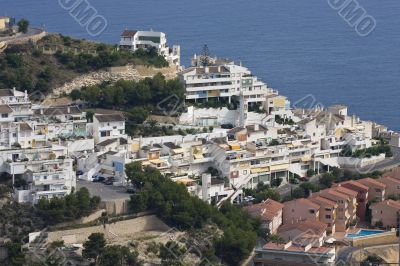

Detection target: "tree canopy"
[17, 19, 29, 33]
[126, 161, 259, 265]
[36, 187, 100, 225]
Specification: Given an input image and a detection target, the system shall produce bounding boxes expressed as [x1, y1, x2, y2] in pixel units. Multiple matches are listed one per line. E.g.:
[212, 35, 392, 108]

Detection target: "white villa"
[119, 29, 181, 67]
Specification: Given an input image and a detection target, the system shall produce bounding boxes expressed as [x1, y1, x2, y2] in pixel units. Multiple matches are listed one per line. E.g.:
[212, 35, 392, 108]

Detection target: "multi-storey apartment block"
[179, 61, 275, 111]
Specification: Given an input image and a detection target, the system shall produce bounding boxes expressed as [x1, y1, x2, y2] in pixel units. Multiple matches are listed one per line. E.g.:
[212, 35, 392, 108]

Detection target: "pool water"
[346, 229, 385, 238]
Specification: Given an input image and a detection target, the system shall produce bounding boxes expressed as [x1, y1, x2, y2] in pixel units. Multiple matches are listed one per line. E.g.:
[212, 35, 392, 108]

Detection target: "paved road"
[357, 146, 400, 173]
[77, 180, 131, 201]
[336, 242, 399, 264]
[0, 28, 44, 43]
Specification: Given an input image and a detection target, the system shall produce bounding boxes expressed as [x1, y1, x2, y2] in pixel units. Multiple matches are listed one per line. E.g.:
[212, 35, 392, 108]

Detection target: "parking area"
[77, 180, 131, 201]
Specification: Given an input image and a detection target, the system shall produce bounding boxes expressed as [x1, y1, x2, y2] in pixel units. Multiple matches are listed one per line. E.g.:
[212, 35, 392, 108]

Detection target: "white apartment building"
[179, 63, 272, 112]
[93, 114, 126, 144]
[0, 145, 75, 203]
[119, 29, 181, 67]
[0, 88, 33, 120]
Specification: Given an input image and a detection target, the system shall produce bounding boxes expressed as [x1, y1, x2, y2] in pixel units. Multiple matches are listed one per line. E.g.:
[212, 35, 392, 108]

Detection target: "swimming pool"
[346, 229, 385, 238]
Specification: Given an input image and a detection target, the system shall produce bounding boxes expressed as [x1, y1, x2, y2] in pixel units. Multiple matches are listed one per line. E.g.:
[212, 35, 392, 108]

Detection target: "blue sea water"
[1, 0, 400, 130]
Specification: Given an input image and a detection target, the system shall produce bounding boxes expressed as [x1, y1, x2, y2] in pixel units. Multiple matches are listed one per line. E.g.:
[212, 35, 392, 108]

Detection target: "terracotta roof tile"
[244, 199, 284, 221]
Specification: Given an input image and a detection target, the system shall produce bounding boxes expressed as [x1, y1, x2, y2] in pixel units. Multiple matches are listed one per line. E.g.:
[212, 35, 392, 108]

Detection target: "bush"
[306, 169, 315, 177]
[36, 187, 100, 225]
[17, 19, 29, 33]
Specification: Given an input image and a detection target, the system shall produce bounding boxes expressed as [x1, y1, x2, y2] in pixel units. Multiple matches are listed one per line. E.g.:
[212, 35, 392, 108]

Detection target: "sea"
[2, 0, 400, 130]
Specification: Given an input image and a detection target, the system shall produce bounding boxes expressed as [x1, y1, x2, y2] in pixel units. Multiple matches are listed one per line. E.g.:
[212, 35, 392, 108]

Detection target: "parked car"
[103, 177, 115, 185]
[103, 179, 114, 185]
[244, 196, 255, 202]
[76, 170, 84, 176]
[126, 186, 137, 194]
[221, 123, 234, 129]
[92, 175, 105, 182]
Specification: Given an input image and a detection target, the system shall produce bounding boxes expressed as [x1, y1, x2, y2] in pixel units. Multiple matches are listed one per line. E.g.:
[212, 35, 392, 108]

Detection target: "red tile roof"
[332, 186, 358, 197]
[370, 199, 400, 211]
[339, 180, 369, 192]
[284, 198, 320, 210]
[309, 196, 338, 208]
[356, 177, 386, 189]
[278, 220, 327, 236]
[380, 176, 400, 184]
[244, 199, 284, 221]
[121, 30, 137, 37]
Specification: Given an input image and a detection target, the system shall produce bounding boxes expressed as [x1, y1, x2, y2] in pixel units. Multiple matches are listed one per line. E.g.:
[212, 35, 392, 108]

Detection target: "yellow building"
[0, 17, 10, 31]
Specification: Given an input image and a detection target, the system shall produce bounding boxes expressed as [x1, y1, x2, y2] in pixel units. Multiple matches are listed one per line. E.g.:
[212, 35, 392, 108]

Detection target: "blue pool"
[346, 229, 385, 238]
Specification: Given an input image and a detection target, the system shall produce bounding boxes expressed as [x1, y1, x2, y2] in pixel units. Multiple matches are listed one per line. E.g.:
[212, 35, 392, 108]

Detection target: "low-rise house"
[378, 176, 400, 199]
[309, 196, 338, 234]
[336, 180, 368, 221]
[93, 114, 126, 144]
[370, 200, 400, 228]
[244, 199, 284, 234]
[282, 198, 320, 224]
[356, 177, 386, 202]
[277, 220, 328, 248]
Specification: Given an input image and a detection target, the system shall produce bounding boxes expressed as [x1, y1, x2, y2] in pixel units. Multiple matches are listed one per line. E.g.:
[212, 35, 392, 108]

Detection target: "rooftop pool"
[346, 229, 385, 238]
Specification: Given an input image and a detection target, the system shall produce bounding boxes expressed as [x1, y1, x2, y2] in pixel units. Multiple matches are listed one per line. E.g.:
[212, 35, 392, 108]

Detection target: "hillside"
[0, 34, 169, 96]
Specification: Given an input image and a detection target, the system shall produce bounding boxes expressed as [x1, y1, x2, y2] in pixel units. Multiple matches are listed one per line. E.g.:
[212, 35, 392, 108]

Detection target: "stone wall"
[46, 215, 170, 244]
[100, 199, 130, 215]
[2, 29, 46, 45]
[351, 231, 398, 247]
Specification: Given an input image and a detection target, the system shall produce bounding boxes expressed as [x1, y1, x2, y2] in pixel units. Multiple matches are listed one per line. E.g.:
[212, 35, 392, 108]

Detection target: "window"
[325, 215, 331, 219]
[309, 209, 315, 214]
[1, 113, 8, 118]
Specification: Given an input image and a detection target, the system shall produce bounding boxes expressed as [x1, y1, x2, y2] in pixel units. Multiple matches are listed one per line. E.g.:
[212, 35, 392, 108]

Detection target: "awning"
[301, 155, 312, 162]
[229, 143, 241, 150]
[251, 167, 269, 174]
[270, 163, 290, 172]
[172, 148, 184, 154]
[150, 159, 166, 165]
[176, 178, 196, 185]
[219, 144, 230, 150]
[317, 157, 340, 168]
[194, 154, 204, 159]
[288, 164, 303, 177]
[99, 168, 114, 175]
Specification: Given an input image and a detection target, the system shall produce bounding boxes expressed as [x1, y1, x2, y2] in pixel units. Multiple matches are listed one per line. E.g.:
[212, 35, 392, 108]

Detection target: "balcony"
[33, 177, 66, 186]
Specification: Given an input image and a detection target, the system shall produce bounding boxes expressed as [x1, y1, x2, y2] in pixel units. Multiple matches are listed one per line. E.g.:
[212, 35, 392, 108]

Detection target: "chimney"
[13, 87, 16, 95]
[40, 108, 44, 115]
[254, 124, 259, 131]
[67, 106, 71, 114]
